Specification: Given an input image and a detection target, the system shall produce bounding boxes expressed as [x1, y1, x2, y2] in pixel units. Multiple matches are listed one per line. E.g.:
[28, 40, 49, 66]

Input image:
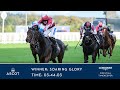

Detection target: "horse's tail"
[64, 44, 68, 51]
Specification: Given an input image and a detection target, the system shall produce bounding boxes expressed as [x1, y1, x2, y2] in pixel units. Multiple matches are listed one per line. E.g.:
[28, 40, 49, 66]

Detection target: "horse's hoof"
[84, 61, 88, 63]
[103, 55, 106, 57]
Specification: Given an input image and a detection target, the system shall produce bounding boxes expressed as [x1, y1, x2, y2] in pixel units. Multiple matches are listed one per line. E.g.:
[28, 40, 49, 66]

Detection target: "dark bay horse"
[101, 27, 116, 57]
[26, 27, 39, 63]
[26, 27, 68, 63]
[82, 31, 100, 63]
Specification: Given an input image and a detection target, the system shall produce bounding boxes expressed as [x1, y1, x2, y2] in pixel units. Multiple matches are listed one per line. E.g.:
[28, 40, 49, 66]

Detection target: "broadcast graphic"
[0, 11, 120, 79]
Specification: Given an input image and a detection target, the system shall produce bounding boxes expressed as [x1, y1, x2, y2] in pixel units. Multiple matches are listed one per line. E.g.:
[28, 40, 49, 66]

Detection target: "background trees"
[0, 12, 93, 32]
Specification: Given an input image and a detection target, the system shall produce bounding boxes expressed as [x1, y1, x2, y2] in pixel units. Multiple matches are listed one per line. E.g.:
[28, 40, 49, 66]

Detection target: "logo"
[6, 68, 20, 76]
[98, 67, 113, 77]
[99, 67, 112, 71]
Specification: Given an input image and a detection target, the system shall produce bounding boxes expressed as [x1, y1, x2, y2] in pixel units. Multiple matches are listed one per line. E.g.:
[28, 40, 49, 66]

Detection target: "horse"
[96, 28, 105, 56]
[26, 27, 39, 63]
[109, 31, 116, 53]
[101, 27, 116, 57]
[28, 27, 68, 63]
[101, 27, 115, 58]
[82, 30, 100, 63]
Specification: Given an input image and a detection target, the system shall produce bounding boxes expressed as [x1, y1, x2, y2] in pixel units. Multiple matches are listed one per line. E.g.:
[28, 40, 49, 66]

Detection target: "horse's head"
[102, 27, 109, 37]
[83, 31, 93, 45]
[30, 26, 44, 45]
[26, 27, 33, 43]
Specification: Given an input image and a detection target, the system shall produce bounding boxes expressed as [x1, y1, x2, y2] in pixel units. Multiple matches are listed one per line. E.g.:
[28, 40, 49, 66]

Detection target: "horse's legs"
[44, 53, 52, 63]
[108, 39, 113, 56]
[100, 49, 102, 54]
[109, 46, 113, 56]
[31, 50, 37, 63]
[84, 53, 88, 63]
[58, 57, 62, 63]
[33, 54, 37, 63]
[40, 60, 43, 63]
[103, 49, 106, 57]
[38, 54, 44, 63]
[39, 56, 44, 63]
[52, 59, 57, 63]
[54, 48, 64, 63]
[45, 58, 50, 63]
[92, 52, 97, 63]
[97, 49, 100, 59]
[57, 53, 64, 63]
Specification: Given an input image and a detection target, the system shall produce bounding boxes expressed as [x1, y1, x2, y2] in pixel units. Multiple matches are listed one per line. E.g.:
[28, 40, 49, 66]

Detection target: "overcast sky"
[4, 11, 120, 18]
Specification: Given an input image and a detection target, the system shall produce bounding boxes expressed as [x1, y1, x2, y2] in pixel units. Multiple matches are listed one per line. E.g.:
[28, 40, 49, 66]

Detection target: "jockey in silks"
[95, 21, 105, 45]
[80, 21, 100, 46]
[32, 14, 59, 55]
[107, 24, 116, 44]
[96, 21, 105, 34]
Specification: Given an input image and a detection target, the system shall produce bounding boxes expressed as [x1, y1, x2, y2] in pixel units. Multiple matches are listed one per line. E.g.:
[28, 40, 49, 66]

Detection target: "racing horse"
[26, 27, 39, 63]
[82, 30, 100, 63]
[101, 27, 116, 58]
[26, 27, 68, 63]
[108, 31, 116, 54]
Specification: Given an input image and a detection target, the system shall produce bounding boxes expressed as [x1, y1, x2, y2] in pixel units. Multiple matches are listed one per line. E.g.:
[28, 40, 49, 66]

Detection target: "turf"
[0, 40, 120, 63]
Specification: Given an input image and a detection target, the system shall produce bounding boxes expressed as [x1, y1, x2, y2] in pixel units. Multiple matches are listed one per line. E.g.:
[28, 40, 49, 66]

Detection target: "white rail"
[0, 32, 119, 44]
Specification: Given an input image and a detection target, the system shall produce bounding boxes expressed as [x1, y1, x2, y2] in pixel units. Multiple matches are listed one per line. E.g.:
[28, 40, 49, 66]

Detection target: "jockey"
[31, 21, 39, 30]
[80, 21, 100, 46]
[80, 21, 94, 37]
[37, 14, 59, 54]
[96, 21, 105, 33]
[95, 21, 106, 45]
